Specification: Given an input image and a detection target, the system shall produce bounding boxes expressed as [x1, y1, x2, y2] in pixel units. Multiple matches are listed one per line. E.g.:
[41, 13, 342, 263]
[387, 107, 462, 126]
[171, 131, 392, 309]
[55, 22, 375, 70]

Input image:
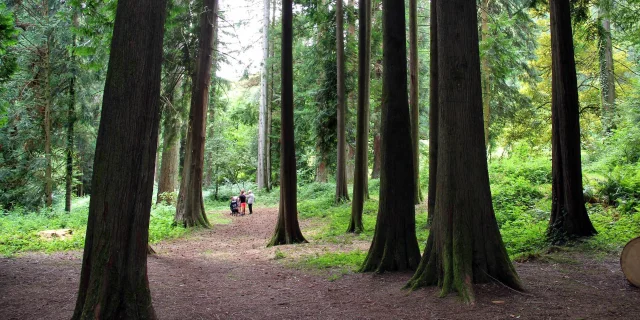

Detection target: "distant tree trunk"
[426, 0, 438, 226]
[598, 0, 615, 132]
[175, 0, 218, 228]
[406, 0, 523, 303]
[268, 0, 306, 246]
[349, 0, 371, 234]
[371, 132, 381, 179]
[360, 0, 420, 273]
[71, 0, 167, 318]
[65, 13, 78, 212]
[258, 0, 270, 190]
[481, 0, 491, 147]
[156, 84, 181, 203]
[43, 22, 53, 208]
[547, 0, 597, 242]
[335, 0, 350, 203]
[268, 0, 277, 190]
[316, 158, 328, 182]
[409, 0, 422, 205]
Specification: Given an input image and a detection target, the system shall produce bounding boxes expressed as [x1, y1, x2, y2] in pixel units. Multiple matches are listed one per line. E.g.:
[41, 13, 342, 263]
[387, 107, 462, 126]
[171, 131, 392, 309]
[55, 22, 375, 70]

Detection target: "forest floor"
[1, 207, 639, 319]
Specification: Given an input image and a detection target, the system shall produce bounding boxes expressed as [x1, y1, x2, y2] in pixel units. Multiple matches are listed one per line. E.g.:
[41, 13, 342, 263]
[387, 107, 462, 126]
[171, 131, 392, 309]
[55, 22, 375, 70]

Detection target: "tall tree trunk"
[409, 0, 422, 205]
[349, 0, 371, 234]
[598, 0, 615, 132]
[547, 0, 597, 242]
[258, 0, 270, 190]
[426, 0, 438, 226]
[65, 13, 78, 212]
[71, 0, 167, 318]
[43, 9, 52, 208]
[268, 0, 306, 246]
[481, 0, 491, 147]
[360, 0, 420, 273]
[268, 0, 277, 190]
[406, 0, 523, 303]
[175, 0, 218, 228]
[335, 0, 350, 203]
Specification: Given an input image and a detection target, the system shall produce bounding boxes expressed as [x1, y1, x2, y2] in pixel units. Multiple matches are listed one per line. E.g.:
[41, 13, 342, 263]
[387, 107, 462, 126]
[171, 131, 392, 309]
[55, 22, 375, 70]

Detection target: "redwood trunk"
[547, 0, 597, 242]
[426, 0, 438, 225]
[65, 14, 77, 212]
[349, 0, 371, 234]
[406, 0, 522, 303]
[335, 0, 350, 203]
[371, 132, 381, 179]
[257, 0, 270, 189]
[360, 0, 420, 273]
[71, 0, 167, 318]
[481, 0, 491, 147]
[268, 0, 306, 246]
[598, 0, 615, 132]
[175, 0, 219, 228]
[409, 0, 422, 205]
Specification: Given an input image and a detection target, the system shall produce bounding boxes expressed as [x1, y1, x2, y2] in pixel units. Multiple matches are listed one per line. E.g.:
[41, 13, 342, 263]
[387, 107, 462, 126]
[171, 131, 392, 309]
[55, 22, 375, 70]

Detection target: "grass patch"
[295, 250, 367, 280]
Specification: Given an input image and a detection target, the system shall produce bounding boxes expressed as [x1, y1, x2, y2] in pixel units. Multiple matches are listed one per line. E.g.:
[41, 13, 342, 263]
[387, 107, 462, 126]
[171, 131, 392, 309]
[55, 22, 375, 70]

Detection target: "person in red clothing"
[238, 189, 247, 215]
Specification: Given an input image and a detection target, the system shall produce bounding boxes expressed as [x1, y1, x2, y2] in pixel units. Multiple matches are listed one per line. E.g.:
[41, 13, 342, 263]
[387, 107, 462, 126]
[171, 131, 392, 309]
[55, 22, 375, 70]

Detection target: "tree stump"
[621, 236, 640, 287]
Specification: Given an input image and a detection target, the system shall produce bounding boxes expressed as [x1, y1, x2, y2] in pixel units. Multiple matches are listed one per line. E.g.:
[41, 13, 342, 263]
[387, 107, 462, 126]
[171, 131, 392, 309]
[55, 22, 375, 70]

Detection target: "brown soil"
[1, 207, 639, 319]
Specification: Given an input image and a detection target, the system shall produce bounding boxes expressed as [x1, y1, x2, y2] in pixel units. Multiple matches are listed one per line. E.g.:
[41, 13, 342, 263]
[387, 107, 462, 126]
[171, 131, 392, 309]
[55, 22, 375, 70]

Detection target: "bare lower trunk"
[175, 0, 219, 228]
[361, 0, 420, 273]
[72, 0, 167, 318]
[335, 0, 350, 203]
[65, 13, 78, 212]
[598, 0, 615, 132]
[407, 0, 522, 303]
[268, 0, 306, 246]
[257, 0, 270, 189]
[349, 0, 371, 234]
[547, 0, 597, 242]
[371, 132, 381, 179]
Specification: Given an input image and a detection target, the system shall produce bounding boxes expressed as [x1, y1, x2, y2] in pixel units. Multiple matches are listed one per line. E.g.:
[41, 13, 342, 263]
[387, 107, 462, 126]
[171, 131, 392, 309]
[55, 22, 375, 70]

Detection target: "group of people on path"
[230, 189, 254, 216]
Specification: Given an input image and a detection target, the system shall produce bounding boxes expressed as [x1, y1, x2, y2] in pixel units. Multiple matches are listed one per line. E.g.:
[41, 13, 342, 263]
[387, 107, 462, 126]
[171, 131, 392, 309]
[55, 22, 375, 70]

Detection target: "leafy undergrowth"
[0, 197, 229, 257]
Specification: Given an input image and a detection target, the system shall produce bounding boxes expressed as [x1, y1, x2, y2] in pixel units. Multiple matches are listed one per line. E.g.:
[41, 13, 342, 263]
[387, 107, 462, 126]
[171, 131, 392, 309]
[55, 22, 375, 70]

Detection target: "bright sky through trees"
[218, 0, 264, 80]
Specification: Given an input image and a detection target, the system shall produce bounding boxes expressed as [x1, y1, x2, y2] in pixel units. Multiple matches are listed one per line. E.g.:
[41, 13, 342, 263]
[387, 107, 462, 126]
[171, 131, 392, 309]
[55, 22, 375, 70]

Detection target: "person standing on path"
[247, 190, 255, 214]
[238, 189, 247, 215]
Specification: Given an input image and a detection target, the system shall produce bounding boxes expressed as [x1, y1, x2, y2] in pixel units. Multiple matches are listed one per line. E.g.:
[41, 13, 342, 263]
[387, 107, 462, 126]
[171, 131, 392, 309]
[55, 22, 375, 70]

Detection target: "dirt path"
[1, 207, 639, 319]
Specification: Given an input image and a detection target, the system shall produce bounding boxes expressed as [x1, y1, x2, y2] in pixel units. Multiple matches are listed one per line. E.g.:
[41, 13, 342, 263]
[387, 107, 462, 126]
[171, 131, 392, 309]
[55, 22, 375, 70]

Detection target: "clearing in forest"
[1, 207, 639, 319]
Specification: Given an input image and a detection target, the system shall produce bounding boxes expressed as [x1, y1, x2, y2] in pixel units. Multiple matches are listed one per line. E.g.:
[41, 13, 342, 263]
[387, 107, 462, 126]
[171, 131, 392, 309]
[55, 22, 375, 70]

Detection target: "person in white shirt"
[247, 190, 255, 214]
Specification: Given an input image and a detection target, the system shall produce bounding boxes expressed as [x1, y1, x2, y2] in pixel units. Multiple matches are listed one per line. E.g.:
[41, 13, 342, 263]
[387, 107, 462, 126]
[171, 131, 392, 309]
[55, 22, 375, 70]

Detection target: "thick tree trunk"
[175, 0, 219, 228]
[349, 0, 371, 234]
[71, 0, 167, 318]
[406, 0, 523, 303]
[335, 0, 350, 203]
[316, 158, 328, 183]
[268, 0, 307, 246]
[257, 0, 270, 189]
[598, 0, 615, 132]
[409, 0, 422, 205]
[426, 0, 438, 226]
[481, 0, 491, 147]
[360, 0, 420, 273]
[547, 0, 597, 242]
[65, 12, 78, 212]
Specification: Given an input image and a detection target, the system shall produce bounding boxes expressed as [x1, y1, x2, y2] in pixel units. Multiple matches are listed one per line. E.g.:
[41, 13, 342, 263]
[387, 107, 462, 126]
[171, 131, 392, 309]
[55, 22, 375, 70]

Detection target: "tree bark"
[175, 0, 219, 228]
[349, 0, 371, 234]
[547, 0, 597, 242]
[426, 0, 438, 226]
[42, 5, 52, 208]
[481, 0, 491, 147]
[65, 12, 78, 212]
[335, 0, 350, 203]
[360, 0, 420, 273]
[71, 0, 167, 318]
[268, 0, 307, 247]
[258, 0, 270, 190]
[409, 0, 422, 205]
[406, 0, 523, 303]
[598, 0, 615, 132]
[371, 132, 381, 179]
